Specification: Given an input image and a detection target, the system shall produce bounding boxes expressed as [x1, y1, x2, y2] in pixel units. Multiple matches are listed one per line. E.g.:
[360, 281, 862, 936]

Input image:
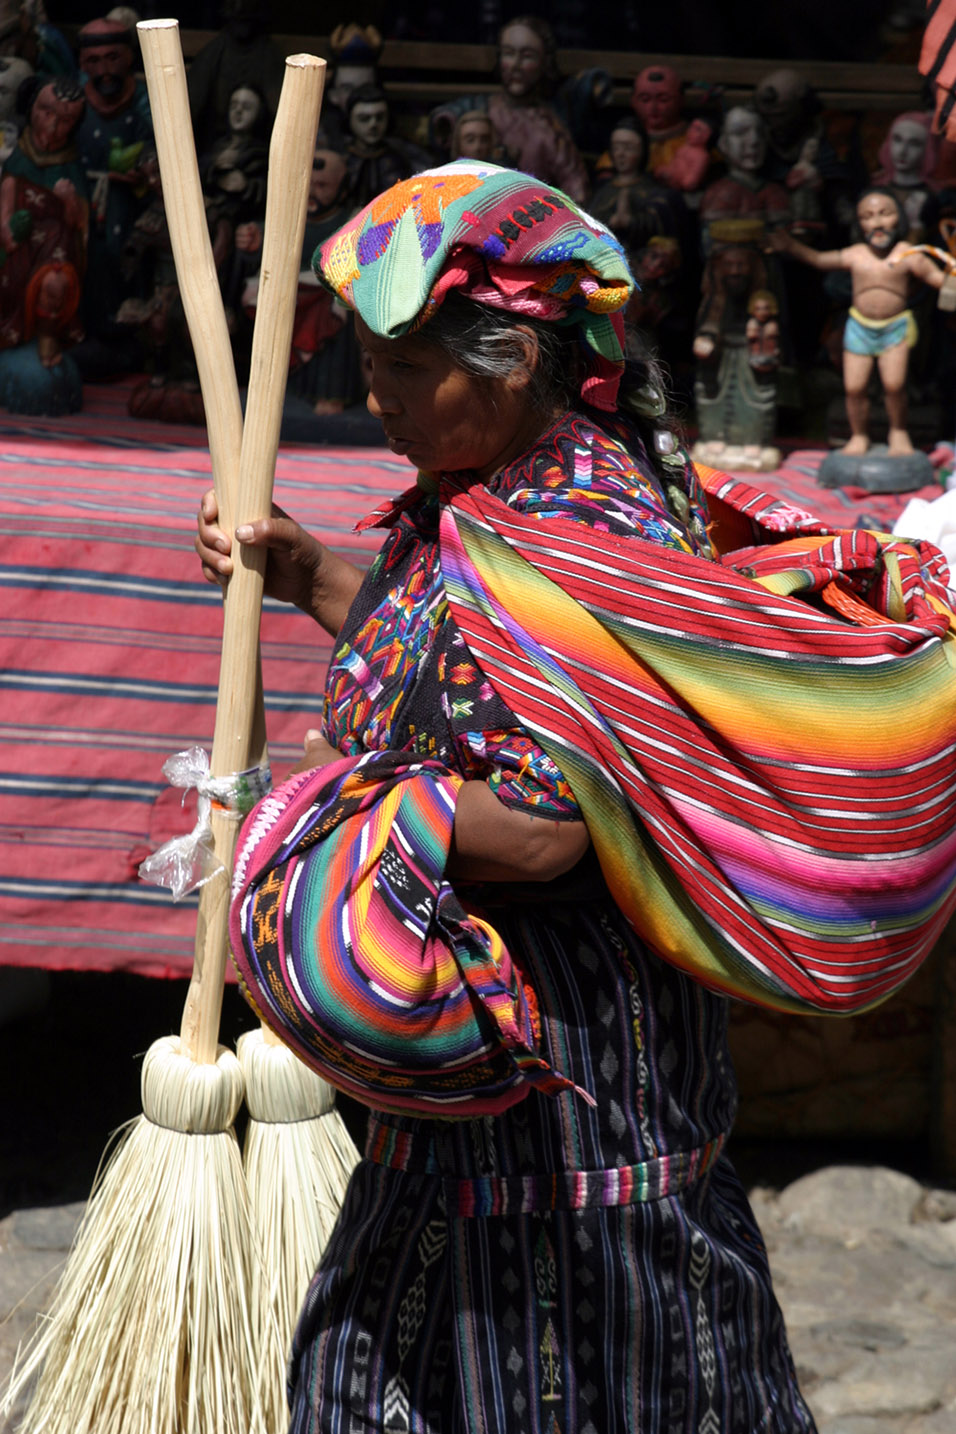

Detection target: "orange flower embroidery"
[368, 172, 484, 231]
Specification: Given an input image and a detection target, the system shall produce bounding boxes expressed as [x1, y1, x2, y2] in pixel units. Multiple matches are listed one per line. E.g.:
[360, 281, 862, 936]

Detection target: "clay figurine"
[73, 18, 153, 371]
[116, 151, 210, 423]
[186, 0, 285, 160]
[343, 82, 431, 210]
[626, 234, 686, 357]
[486, 16, 589, 202]
[874, 111, 940, 241]
[771, 186, 950, 479]
[589, 118, 682, 260]
[320, 23, 381, 151]
[0, 75, 88, 412]
[656, 116, 714, 194]
[745, 290, 780, 371]
[450, 109, 498, 162]
[752, 68, 838, 237]
[202, 83, 268, 221]
[631, 64, 687, 177]
[700, 107, 791, 241]
[693, 107, 790, 472]
[0, 53, 31, 163]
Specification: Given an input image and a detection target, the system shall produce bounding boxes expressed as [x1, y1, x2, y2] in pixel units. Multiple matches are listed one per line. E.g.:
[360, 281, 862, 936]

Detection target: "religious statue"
[0, 74, 88, 412]
[116, 152, 217, 423]
[198, 82, 269, 376]
[588, 118, 683, 260]
[486, 16, 589, 202]
[319, 23, 381, 152]
[874, 111, 940, 241]
[343, 82, 431, 210]
[0, 53, 31, 163]
[752, 68, 856, 240]
[241, 147, 363, 416]
[656, 116, 715, 195]
[745, 290, 781, 371]
[771, 187, 950, 477]
[0, 0, 73, 78]
[631, 64, 687, 177]
[72, 17, 153, 378]
[202, 83, 269, 223]
[627, 235, 686, 359]
[450, 109, 499, 163]
[692, 106, 791, 471]
[186, 0, 285, 161]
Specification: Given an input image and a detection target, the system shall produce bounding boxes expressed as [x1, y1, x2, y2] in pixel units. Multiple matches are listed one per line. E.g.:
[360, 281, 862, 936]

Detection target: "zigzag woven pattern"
[438, 468, 956, 1014]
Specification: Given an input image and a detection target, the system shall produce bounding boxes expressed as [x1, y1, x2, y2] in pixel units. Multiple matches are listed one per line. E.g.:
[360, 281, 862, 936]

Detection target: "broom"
[135, 32, 358, 1428]
[181, 34, 361, 1427]
[136, 33, 358, 1431]
[1, 28, 325, 1434]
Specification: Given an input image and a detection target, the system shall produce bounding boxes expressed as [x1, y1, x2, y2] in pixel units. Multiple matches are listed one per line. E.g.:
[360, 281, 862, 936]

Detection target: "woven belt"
[365, 1124, 728, 1216]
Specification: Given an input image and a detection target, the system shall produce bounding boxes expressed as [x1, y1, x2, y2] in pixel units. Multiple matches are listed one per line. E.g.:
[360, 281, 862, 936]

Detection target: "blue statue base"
[817, 445, 935, 493]
[0, 342, 83, 416]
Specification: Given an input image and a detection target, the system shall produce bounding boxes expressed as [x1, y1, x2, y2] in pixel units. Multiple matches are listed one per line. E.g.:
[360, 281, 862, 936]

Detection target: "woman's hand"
[195, 488, 365, 636]
[196, 487, 330, 612]
[290, 729, 343, 774]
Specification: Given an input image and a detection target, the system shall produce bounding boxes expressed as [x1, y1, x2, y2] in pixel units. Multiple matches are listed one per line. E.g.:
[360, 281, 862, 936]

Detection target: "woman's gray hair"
[420, 292, 586, 413]
[421, 292, 673, 430]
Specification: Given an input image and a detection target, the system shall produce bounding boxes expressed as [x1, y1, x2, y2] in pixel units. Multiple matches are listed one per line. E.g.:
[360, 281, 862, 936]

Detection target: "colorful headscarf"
[314, 160, 636, 410]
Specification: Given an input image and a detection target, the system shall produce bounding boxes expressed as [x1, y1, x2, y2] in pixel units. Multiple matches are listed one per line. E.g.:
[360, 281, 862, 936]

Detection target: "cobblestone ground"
[2, 1165, 955, 1433]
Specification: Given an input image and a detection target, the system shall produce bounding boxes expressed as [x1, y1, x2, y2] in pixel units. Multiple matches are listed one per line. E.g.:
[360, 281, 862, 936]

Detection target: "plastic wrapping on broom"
[139, 746, 272, 901]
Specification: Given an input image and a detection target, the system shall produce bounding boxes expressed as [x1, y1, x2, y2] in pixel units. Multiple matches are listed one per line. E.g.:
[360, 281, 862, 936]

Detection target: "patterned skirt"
[286, 899, 817, 1434]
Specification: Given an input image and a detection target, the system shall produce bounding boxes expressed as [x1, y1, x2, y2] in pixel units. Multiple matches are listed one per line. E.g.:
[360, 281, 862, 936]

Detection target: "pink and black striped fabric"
[0, 385, 402, 976]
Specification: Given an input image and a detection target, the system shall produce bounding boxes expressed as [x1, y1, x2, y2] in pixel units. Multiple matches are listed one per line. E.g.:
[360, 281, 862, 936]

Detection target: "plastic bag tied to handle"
[139, 746, 272, 901]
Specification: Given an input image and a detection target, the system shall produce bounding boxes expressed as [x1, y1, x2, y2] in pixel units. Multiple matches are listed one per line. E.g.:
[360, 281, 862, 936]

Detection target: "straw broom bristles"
[2, 1036, 277, 1434]
[238, 1030, 360, 1430]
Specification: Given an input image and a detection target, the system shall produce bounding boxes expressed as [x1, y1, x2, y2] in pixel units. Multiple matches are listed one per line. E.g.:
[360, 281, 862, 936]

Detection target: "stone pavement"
[1, 1164, 954, 1432]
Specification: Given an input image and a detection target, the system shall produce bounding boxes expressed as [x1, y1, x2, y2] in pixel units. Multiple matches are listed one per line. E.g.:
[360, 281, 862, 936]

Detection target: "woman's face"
[356, 315, 541, 478]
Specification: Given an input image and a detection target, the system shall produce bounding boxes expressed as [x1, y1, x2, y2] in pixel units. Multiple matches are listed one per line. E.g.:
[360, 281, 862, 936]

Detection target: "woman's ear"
[505, 326, 539, 391]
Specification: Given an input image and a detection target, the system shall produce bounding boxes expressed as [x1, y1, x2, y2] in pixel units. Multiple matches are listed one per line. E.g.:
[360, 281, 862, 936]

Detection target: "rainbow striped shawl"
[440, 466, 956, 1015]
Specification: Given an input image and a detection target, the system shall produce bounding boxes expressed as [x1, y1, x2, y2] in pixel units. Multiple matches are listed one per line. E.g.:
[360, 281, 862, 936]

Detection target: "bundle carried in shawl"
[229, 466, 956, 1116]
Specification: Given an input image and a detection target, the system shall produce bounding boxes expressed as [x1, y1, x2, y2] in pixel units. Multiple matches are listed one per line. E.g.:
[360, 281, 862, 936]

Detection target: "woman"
[198, 163, 816, 1433]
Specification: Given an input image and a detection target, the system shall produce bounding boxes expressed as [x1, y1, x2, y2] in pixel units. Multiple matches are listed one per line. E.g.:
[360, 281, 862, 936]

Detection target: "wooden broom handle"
[138, 20, 242, 532]
[190, 54, 325, 1062]
[139, 21, 325, 1061]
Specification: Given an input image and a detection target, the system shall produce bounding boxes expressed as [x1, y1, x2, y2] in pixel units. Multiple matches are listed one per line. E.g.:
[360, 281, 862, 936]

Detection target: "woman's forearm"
[446, 779, 590, 883]
[301, 548, 365, 637]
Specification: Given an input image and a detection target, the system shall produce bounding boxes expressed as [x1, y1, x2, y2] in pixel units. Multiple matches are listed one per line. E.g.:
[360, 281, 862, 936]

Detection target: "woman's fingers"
[195, 488, 231, 585]
[289, 730, 342, 775]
